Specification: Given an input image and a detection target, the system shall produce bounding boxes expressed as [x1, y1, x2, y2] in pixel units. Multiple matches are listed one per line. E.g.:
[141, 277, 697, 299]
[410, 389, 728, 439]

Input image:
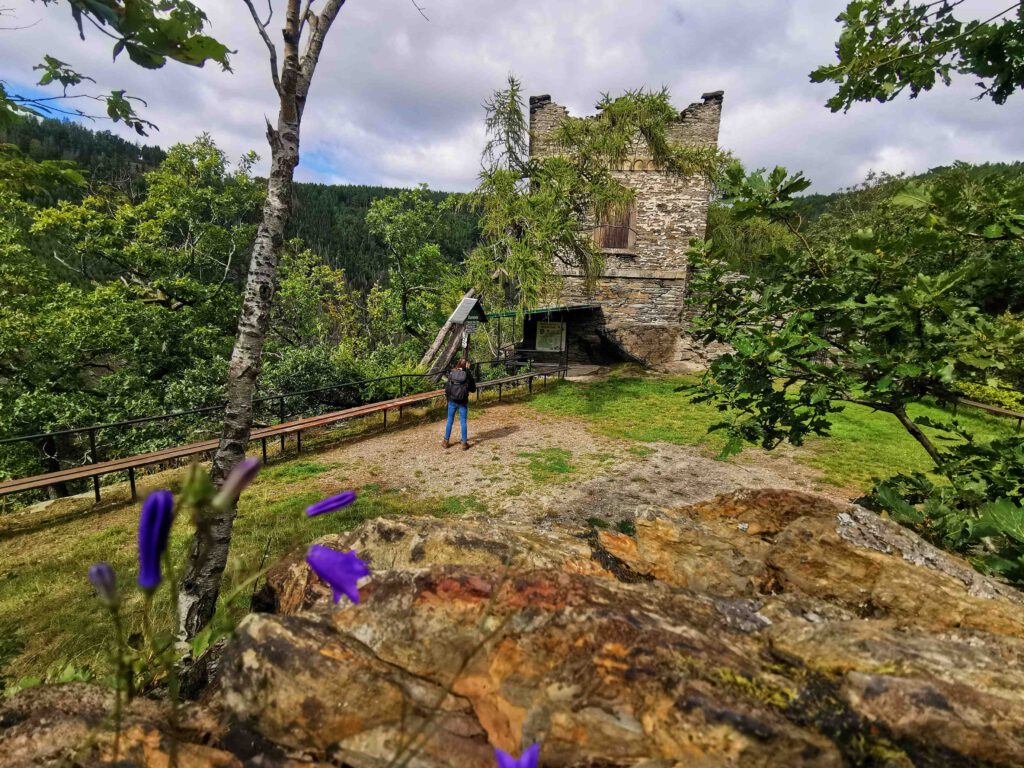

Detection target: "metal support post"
[88, 428, 100, 502]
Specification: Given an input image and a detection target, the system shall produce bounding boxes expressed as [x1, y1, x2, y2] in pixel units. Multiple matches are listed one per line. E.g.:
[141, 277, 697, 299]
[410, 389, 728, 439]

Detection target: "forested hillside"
[0, 117, 165, 192]
[0, 117, 479, 286]
[790, 161, 1024, 222]
[291, 183, 479, 287]
[0, 120, 476, 497]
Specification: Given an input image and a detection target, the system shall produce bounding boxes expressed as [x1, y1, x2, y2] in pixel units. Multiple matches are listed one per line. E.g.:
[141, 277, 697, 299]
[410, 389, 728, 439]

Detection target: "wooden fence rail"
[0, 367, 566, 503]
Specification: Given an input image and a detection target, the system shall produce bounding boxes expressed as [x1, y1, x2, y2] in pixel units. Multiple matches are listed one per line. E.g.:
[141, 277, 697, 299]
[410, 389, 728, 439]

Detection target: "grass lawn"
[0, 381, 545, 688]
[1, 371, 1015, 689]
[529, 372, 1014, 492]
[0, 461, 462, 690]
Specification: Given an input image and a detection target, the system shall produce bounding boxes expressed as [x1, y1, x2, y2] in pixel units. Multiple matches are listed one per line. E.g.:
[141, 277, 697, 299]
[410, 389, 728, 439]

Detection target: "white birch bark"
[179, 0, 348, 639]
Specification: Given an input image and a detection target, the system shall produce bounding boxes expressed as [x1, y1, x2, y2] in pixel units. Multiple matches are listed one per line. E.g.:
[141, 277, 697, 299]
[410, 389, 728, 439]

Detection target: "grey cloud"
[3, 0, 1021, 193]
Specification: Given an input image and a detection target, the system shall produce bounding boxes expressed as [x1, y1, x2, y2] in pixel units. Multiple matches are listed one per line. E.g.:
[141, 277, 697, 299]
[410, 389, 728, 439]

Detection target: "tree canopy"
[813, 0, 1024, 110]
[2, 0, 231, 134]
[467, 76, 726, 312]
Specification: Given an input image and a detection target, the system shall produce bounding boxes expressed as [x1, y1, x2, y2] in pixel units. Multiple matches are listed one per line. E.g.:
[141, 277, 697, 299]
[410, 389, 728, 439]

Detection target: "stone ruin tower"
[528, 90, 724, 368]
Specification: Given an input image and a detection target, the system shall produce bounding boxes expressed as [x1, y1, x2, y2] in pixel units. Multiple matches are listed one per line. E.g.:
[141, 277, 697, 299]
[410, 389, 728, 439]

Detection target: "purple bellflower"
[212, 457, 261, 510]
[138, 489, 174, 590]
[305, 545, 370, 604]
[306, 490, 357, 517]
[87, 562, 118, 607]
[495, 744, 541, 768]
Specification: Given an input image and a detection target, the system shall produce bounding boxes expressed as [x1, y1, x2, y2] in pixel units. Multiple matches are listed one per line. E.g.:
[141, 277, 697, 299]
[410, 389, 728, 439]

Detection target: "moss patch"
[261, 461, 337, 482]
[517, 448, 575, 483]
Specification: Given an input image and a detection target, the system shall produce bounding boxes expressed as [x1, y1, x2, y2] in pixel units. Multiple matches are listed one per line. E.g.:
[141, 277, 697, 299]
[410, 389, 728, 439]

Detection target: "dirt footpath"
[309, 400, 845, 526]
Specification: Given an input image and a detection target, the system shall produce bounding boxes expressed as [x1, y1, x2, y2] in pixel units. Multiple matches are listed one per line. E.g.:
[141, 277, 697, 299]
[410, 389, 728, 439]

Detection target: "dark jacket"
[445, 367, 477, 404]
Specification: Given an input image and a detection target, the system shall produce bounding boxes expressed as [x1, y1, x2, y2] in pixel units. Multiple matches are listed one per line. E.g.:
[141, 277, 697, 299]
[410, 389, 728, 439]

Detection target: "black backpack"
[445, 369, 470, 402]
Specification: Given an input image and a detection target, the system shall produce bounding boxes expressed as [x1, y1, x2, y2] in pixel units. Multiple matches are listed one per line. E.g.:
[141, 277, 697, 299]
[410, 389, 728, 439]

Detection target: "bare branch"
[297, 0, 313, 38]
[0, 12, 40, 31]
[297, 0, 347, 97]
[241, 0, 282, 94]
[409, 0, 429, 21]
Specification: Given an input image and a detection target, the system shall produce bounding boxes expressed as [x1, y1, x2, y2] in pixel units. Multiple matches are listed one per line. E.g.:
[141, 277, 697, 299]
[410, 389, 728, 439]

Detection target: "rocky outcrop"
[5, 489, 1024, 767]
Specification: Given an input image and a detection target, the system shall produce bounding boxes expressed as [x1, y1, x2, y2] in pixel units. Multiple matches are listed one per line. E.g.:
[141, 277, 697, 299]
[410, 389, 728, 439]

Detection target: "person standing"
[442, 358, 476, 450]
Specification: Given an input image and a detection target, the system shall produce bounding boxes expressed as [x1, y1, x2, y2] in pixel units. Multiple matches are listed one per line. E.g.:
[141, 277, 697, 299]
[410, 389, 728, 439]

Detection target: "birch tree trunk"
[179, 0, 348, 639]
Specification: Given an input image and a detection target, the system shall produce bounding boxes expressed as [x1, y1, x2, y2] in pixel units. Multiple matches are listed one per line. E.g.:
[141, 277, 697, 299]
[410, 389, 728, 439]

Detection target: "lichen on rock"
[4, 489, 1024, 767]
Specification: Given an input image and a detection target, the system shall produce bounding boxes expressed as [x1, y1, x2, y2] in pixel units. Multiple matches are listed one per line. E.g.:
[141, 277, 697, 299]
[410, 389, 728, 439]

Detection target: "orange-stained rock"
[0, 683, 239, 768]
[7, 489, 1024, 767]
[230, 490, 1024, 767]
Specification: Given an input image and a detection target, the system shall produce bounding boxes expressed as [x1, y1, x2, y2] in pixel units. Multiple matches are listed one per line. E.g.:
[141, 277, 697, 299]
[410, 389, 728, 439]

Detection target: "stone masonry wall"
[528, 91, 723, 367]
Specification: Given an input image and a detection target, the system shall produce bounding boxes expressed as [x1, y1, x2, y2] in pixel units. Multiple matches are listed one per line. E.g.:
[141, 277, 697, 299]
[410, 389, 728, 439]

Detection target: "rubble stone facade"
[528, 90, 724, 368]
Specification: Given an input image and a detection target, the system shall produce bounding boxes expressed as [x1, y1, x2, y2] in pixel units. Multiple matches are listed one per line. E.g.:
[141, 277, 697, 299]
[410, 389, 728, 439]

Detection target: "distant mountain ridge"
[792, 161, 1024, 222]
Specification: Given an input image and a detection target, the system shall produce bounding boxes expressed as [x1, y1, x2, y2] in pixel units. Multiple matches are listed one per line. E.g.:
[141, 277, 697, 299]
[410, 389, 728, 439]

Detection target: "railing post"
[528, 375, 533, 394]
[279, 396, 286, 452]
[262, 437, 268, 463]
[297, 430, 302, 453]
[399, 375, 404, 398]
[128, 467, 137, 502]
[88, 428, 100, 502]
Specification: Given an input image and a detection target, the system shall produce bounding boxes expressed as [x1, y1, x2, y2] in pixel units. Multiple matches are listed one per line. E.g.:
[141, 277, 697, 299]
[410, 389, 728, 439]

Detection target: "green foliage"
[957, 382, 1024, 412]
[0, 138, 256, 487]
[0, 144, 86, 206]
[366, 185, 468, 344]
[791, 162, 1024, 225]
[812, 0, 1024, 110]
[690, 158, 1024, 587]
[706, 202, 797, 276]
[4, 661, 93, 699]
[467, 76, 726, 312]
[0, 116, 166, 190]
[289, 182, 479, 289]
[4, 1, 231, 133]
[689, 162, 1024, 459]
[866, 430, 1024, 583]
[3, 116, 478, 282]
[0, 127, 481, 498]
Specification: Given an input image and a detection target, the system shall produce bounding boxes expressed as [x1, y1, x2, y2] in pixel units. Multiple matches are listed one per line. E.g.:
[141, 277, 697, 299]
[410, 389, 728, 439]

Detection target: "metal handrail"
[0, 356, 516, 446]
[0, 361, 568, 503]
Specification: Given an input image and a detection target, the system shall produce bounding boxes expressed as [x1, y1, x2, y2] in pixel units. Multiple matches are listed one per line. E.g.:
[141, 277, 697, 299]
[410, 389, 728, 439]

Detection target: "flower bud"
[212, 458, 261, 510]
[88, 562, 118, 607]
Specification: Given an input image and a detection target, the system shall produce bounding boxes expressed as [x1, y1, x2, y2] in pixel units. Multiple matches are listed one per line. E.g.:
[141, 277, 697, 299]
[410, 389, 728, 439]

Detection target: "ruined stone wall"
[528, 91, 723, 368]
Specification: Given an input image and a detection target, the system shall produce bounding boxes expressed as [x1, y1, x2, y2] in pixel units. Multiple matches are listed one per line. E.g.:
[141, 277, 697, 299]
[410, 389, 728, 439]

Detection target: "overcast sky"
[3, 0, 1021, 194]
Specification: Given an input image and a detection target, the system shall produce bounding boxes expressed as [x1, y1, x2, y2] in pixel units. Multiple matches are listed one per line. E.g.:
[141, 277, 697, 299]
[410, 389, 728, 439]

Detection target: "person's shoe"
[442, 438, 450, 449]
[461, 441, 469, 451]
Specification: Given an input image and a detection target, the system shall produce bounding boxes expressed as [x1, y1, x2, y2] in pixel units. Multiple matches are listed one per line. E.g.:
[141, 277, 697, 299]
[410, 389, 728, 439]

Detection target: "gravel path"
[306, 399, 845, 524]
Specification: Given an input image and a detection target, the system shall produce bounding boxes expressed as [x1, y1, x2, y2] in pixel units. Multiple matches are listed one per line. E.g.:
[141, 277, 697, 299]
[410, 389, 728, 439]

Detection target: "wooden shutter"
[594, 204, 633, 250]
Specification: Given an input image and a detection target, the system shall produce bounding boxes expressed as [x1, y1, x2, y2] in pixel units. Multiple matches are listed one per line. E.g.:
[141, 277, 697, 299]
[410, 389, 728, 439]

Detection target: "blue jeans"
[444, 401, 468, 443]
